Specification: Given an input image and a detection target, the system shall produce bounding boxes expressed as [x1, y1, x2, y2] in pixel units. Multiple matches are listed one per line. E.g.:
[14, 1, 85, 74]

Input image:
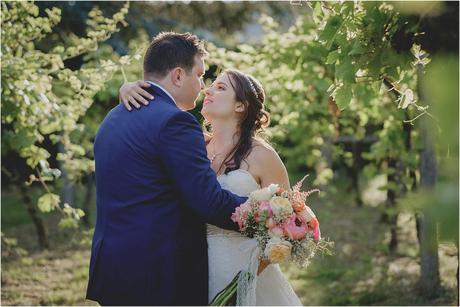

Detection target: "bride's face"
[201, 73, 245, 122]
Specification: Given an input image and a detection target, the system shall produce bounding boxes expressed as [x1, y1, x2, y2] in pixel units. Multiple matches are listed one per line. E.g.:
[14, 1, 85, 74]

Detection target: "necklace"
[209, 153, 218, 163]
[208, 138, 236, 170]
[208, 145, 223, 164]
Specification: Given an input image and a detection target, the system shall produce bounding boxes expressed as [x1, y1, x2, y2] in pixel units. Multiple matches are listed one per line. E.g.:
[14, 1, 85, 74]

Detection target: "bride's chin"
[201, 112, 213, 122]
[201, 108, 214, 120]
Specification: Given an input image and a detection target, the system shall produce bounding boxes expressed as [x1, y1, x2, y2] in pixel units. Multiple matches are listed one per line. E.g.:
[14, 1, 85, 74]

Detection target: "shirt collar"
[145, 80, 177, 106]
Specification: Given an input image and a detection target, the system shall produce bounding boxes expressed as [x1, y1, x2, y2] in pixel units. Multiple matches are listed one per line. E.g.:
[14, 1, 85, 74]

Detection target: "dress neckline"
[217, 168, 261, 189]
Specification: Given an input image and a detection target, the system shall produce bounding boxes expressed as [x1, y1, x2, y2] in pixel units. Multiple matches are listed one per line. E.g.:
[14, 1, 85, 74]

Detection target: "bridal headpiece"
[244, 74, 258, 100]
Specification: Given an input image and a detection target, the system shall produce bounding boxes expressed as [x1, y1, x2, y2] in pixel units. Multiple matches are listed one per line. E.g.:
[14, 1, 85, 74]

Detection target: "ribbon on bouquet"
[236, 239, 261, 306]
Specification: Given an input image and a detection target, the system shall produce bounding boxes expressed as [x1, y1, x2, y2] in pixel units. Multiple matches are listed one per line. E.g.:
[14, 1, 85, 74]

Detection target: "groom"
[86, 32, 247, 305]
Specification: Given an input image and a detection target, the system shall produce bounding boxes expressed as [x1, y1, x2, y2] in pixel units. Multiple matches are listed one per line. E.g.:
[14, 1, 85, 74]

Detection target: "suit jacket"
[86, 83, 247, 305]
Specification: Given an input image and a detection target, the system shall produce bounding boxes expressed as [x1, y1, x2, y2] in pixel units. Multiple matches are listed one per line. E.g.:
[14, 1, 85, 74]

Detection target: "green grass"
[281, 179, 458, 306]
[2, 246, 95, 305]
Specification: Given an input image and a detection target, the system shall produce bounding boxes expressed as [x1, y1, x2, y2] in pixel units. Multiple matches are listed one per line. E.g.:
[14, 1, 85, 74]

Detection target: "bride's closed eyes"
[209, 82, 227, 91]
[216, 82, 227, 90]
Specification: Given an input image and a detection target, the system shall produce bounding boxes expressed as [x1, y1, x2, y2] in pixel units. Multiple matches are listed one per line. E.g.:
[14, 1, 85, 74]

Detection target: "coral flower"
[297, 206, 316, 223]
[292, 201, 305, 213]
[307, 217, 321, 242]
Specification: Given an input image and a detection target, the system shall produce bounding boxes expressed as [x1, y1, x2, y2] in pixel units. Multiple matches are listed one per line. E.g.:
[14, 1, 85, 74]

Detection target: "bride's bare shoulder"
[250, 138, 278, 156]
[245, 138, 289, 187]
[245, 139, 283, 171]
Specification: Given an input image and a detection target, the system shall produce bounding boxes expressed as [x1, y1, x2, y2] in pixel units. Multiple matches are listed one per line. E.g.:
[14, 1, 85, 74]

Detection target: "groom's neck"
[144, 74, 180, 107]
[144, 75, 171, 92]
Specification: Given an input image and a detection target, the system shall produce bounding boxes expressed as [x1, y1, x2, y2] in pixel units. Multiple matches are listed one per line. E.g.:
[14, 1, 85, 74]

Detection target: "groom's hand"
[119, 80, 154, 111]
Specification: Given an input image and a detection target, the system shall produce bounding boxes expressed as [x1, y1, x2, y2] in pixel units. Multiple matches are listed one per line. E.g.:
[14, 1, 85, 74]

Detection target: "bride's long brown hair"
[203, 69, 270, 175]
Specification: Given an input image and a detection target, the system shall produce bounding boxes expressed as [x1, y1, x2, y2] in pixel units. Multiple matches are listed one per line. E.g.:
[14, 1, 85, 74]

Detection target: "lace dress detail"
[207, 169, 302, 306]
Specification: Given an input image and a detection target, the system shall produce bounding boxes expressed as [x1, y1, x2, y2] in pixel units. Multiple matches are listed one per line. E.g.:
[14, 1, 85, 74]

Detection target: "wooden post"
[415, 67, 440, 298]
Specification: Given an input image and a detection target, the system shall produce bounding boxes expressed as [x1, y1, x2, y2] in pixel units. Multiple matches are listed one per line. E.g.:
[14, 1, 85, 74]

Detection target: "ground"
[1, 181, 458, 305]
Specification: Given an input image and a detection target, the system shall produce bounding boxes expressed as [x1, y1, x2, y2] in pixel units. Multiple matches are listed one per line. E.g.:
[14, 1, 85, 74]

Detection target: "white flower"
[250, 187, 273, 202]
[264, 237, 292, 263]
[268, 183, 279, 194]
[270, 196, 293, 219]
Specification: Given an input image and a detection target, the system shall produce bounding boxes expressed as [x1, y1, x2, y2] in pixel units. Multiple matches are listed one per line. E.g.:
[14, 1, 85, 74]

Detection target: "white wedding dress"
[207, 169, 303, 306]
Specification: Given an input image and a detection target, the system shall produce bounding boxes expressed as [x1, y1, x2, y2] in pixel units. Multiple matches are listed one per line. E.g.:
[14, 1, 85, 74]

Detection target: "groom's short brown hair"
[144, 32, 207, 78]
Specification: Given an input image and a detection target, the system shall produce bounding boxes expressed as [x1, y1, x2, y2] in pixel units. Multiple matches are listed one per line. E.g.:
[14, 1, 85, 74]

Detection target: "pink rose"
[282, 214, 308, 240]
[259, 201, 273, 217]
[239, 201, 252, 213]
[231, 202, 251, 231]
[231, 209, 245, 230]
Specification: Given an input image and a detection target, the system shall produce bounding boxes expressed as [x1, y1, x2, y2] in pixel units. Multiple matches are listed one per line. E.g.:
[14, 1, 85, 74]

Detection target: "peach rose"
[264, 237, 292, 263]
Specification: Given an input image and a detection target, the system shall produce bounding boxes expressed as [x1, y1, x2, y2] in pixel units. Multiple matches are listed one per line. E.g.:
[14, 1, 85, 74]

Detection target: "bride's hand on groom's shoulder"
[119, 80, 154, 111]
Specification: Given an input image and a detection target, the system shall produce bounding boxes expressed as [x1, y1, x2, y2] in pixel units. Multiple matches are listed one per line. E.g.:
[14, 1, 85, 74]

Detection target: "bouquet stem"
[209, 271, 241, 306]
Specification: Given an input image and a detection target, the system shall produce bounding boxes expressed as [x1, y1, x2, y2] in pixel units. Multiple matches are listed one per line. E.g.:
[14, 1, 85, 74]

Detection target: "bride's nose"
[204, 86, 213, 97]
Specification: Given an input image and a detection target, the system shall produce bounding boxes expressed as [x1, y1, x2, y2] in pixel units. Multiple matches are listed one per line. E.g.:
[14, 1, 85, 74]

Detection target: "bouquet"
[210, 175, 334, 306]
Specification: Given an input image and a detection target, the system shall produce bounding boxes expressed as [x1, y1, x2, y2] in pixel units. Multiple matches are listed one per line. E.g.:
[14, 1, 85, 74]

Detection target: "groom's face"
[179, 55, 206, 110]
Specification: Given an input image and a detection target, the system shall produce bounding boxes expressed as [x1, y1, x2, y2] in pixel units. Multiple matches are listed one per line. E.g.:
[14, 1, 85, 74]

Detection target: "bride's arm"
[119, 81, 212, 144]
[119, 80, 154, 111]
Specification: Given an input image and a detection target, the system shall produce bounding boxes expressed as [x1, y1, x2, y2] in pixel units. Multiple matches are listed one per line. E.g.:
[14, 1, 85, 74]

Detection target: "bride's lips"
[203, 98, 213, 105]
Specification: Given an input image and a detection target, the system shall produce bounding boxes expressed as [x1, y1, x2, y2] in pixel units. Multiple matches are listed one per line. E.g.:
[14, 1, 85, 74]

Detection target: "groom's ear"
[170, 67, 184, 87]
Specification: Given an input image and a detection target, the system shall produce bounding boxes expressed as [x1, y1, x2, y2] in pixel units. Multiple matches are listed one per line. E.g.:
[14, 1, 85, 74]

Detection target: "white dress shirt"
[145, 80, 177, 106]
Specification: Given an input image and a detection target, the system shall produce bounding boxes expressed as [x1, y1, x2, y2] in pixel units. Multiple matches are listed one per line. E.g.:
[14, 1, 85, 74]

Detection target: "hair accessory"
[244, 75, 258, 99]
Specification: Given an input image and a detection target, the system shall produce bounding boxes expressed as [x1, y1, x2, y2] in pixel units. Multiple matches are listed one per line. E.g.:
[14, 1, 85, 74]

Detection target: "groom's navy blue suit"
[86, 83, 247, 305]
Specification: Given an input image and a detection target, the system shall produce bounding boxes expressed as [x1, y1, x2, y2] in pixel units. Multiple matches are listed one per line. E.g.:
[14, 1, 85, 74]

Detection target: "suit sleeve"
[157, 111, 247, 230]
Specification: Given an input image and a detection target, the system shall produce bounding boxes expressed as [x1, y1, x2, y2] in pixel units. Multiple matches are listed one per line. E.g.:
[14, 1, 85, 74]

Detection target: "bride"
[120, 69, 302, 305]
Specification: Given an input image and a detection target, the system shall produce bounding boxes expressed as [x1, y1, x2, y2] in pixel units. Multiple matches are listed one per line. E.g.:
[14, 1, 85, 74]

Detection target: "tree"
[1, 1, 132, 248]
[206, 1, 455, 296]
